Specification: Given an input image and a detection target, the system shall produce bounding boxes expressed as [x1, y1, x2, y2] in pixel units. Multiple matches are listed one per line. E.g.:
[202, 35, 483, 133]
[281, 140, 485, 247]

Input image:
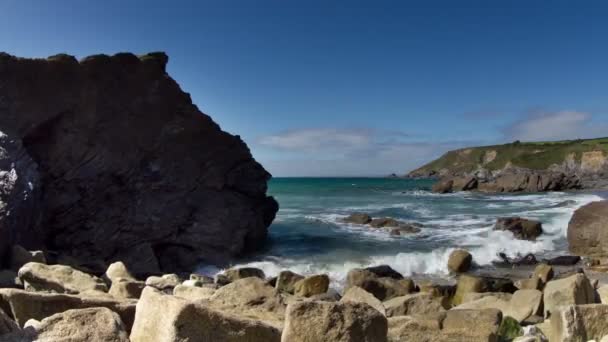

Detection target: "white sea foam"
[204, 191, 604, 288]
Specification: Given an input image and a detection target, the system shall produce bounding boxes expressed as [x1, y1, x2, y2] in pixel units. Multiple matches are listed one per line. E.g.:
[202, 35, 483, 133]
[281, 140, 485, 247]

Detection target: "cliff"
[407, 138, 608, 192]
[0, 52, 278, 275]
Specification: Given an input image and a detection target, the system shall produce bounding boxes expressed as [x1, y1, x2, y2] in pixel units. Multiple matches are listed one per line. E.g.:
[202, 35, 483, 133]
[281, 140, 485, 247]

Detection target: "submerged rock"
[343, 213, 372, 225]
[494, 217, 543, 240]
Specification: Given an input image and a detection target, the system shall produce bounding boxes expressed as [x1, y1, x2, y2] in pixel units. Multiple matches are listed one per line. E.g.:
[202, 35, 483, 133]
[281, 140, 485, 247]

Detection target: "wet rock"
[130, 287, 281, 342]
[370, 218, 401, 228]
[543, 255, 581, 266]
[447, 249, 472, 273]
[18, 262, 108, 294]
[275, 270, 304, 294]
[365, 265, 403, 280]
[343, 213, 372, 225]
[282, 300, 388, 342]
[568, 200, 608, 258]
[543, 273, 596, 318]
[341, 286, 386, 315]
[294, 274, 329, 297]
[494, 217, 543, 240]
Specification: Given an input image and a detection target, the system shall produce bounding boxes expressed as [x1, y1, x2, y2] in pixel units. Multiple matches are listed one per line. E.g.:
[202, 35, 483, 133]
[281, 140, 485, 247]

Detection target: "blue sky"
[2, 1, 608, 176]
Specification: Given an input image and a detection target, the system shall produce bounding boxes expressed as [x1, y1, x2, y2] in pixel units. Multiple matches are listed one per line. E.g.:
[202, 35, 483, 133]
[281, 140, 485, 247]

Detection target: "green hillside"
[408, 137, 608, 176]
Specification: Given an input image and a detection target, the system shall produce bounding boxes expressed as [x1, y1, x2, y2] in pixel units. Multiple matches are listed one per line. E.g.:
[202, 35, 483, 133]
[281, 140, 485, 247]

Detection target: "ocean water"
[200, 177, 604, 287]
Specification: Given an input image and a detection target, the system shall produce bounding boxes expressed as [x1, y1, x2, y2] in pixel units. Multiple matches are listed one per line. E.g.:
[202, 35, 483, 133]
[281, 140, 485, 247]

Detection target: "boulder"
[104, 261, 135, 283]
[551, 304, 608, 342]
[544, 255, 581, 266]
[0, 52, 278, 275]
[0, 131, 42, 270]
[452, 274, 487, 306]
[456, 290, 542, 323]
[343, 213, 372, 225]
[22, 307, 129, 341]
[173, 284, 216, 301]
[370, 218, 400, 228]
[209, 277, 285, 324]
[341, 286, 386, 315]
[293, 274, 329, 297]
[0, 288, 136, 329]
[346, 269, 413, 301]
[275, 270, 304, 294]
[494, 217, 543, 240]
[447, 249, 472, 273]
[182, 279, 203, 287]
[9, 245, 46, 271]
[220, 267, 265, 285]
[145, 274, 182, 292]
[543, 273, 596, 318]
[442, 308, 503, 341]
[18, 262, 108, 294]
[497, 316, 523, 341]
[515, 277, 542, 291]
[109, 278, 145, 299]
[387, 314, 445, 342]
[462, 292, 513, 303]
[281, 301, 388, 342]
[384, 293, 446, 317]
[568, 201, 608, 258]
[130, 287, 281, 342]
[365, 265, 403, 280]
[452, 176, 479, 191]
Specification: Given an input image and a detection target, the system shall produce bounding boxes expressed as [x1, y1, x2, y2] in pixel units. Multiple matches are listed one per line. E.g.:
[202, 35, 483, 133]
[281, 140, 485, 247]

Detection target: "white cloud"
[505, 111, 608, 142]
[255, 128, 473, 176]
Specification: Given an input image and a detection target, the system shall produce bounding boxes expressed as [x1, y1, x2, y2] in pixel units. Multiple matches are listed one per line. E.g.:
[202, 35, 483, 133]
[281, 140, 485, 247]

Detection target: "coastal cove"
[209, 177, 607, 287]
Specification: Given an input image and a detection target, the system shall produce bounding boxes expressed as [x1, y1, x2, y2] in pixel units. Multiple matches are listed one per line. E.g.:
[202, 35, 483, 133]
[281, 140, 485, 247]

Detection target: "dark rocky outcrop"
[0, 52, 278, 275]
[568, 200, 608, 258]
[494, 217, 543, 240]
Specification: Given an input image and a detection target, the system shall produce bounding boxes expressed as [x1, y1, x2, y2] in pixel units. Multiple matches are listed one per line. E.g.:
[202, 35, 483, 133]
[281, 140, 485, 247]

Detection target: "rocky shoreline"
[0, 200, 606, 341]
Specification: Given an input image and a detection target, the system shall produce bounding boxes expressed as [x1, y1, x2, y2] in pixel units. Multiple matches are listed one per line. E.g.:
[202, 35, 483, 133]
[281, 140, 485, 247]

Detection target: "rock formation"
[0, 52, 278, 275]
[568, 200, 608, 258]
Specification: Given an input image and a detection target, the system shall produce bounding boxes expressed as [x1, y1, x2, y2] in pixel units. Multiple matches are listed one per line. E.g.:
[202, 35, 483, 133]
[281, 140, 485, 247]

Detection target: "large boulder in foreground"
[568, 201, 608, 258]
[543, 273, 596, 318]
[18, 262, 108, 294]
[281, 301, 388, 342]
[22, 307, 130, 342]
[0, 52, 278, 275]
[551, 304, 608, 342]
[0, 288, 136, 329]
[130, 287, 281, 342]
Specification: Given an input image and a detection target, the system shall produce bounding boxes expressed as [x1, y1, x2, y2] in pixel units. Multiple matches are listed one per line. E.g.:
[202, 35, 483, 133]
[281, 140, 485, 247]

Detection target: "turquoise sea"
[206, 177, 604, 287]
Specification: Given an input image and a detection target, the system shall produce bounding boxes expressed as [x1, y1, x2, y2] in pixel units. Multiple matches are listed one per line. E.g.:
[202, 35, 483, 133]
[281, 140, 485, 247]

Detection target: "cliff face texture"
[407, 139, 608, 193]
[0, 52, 278, 275]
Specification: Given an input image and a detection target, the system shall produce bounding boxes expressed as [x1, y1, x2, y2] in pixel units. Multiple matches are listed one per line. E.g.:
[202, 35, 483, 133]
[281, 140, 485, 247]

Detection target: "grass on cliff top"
[412, 137, 608, 174]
